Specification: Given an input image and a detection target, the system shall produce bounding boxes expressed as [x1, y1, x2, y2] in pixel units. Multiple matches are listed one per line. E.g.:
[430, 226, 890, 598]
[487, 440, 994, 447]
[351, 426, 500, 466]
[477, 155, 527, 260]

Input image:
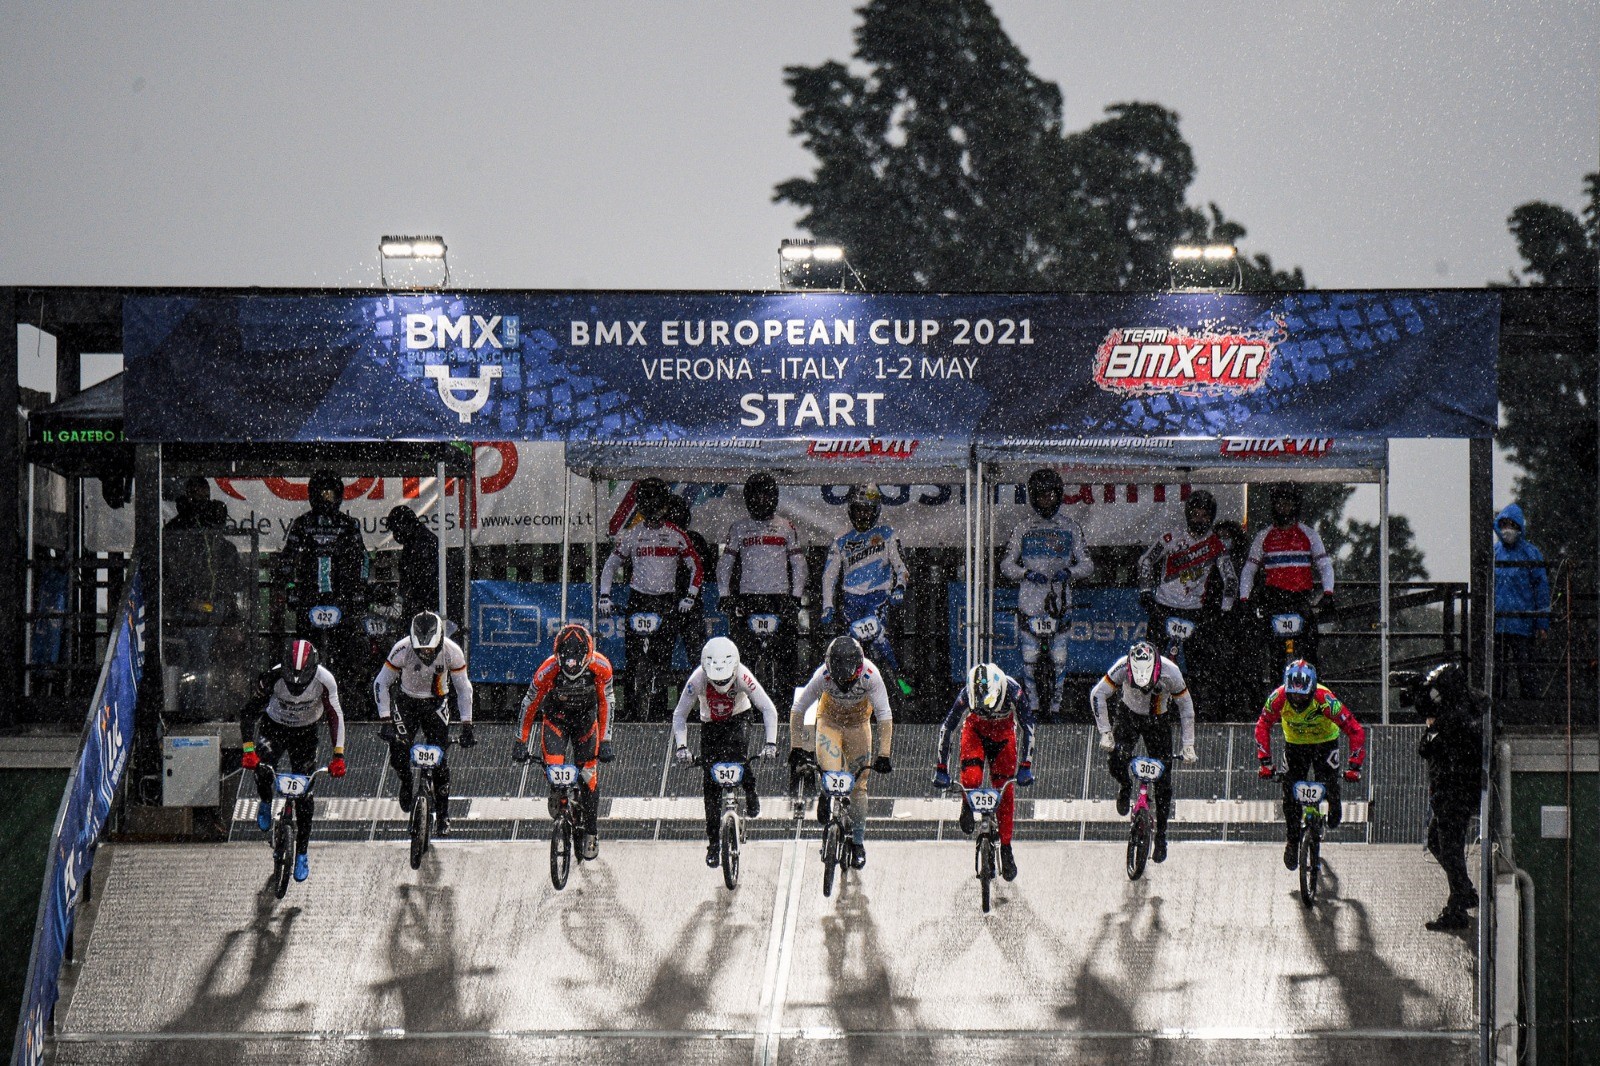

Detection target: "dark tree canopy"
[1498, 172, 1599, 564]
[776, 0, 1303, 292]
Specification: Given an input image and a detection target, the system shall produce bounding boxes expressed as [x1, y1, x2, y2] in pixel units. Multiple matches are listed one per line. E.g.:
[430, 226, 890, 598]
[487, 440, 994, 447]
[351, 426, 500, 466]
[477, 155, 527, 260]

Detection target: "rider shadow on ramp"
[820, 875, 918, 1037]
[369, 854, 498, 1035]
[1053, 888, 1175, 1040]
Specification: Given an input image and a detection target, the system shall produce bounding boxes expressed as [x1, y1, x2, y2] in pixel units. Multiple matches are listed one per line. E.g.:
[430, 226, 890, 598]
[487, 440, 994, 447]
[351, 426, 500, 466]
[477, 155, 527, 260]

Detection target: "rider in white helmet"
[672, 636, 780, 867]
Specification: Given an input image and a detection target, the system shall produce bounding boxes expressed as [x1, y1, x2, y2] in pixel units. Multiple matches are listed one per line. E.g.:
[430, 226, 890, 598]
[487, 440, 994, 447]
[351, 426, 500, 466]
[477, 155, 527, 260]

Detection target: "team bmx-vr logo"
[403, 313, 520, 424]
[1094, 326, 1279, 395]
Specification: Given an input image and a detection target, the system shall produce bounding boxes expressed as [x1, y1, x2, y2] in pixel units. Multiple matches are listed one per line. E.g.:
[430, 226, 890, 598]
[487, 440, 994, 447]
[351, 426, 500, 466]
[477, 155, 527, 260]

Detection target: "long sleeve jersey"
[671, 665, 779, 749]
[1138, 526, 1238, 611]
[1239, 522, 1334, 599]
[1000, 512, 1094, 616]
[718, 516, 807, 597]
[1254, 685, 1365, 766]
[517, 654, 616, 744]
[821, 524, 908, 613]
[373, 637, 474, 722]
[277, 510, 369, 610]
[1090, 654, 1195, 749]
[936, 674, 1035, 769]
[601, 521, 704, 598]
[251, 665, 345, 750]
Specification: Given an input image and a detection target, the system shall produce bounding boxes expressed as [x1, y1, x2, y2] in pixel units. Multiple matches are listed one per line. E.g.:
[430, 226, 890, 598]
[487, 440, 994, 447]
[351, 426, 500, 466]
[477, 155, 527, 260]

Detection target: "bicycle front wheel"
[721, 811, 741, 891]
[821, 820, 841, 898]
[410, 790, 431, 871]
[1298, 825, 1321, 907]
[1127, 810, 1151, 881]
[550, 816, 572, 890]
[978, 833, 995, 913]
[272, 811, 293, 899]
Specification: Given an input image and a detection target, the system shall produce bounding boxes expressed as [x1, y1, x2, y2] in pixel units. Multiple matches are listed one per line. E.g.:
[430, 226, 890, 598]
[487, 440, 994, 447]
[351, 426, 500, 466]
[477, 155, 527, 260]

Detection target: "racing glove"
[1025, 571, 1051, 585]
[1017, 763, 1035, 787]
[675, 745, 694, 765]
[512, 741, 532, 764]
[328, 753, 347, 778]
[872, 755, 893, 775]
[788, 747, 814, 771]
[1343, 768, 1362, 783]
[759, 742, 778, 761]
[820, 608, 836, 628]
[597, 594, 614, 618]
[1259, 759, 1275, 779]
[1181, 745, 1197, 763]
[597, 740, 615, 763]
[459, 723, 477, 748]
[240, 743, 259, 770]
[1098, 731, 1115, 752]
[677, 596, 697, 615]
[888, 585, 905, 607]
[932, 765, 952, 789]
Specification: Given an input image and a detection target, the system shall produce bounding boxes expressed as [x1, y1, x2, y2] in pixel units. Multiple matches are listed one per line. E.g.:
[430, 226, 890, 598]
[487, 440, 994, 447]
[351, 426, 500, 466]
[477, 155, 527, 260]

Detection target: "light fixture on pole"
[778, 238, 862, 291]
[1168, 243, 1241, 292]
[380, 234, 450, 288]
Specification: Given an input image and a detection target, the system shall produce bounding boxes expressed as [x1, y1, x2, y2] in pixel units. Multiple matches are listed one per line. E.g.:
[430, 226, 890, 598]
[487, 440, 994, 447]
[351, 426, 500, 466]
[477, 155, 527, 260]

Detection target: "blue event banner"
[945, 582, 1147, 683]
[124, 291, 1498, 448]
[14, 575, 144, 1066]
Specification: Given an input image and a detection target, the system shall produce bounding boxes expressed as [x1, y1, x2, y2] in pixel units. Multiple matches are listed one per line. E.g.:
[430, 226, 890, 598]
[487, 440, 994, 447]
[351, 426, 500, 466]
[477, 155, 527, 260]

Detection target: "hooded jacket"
[1493, 504, 1550, 637]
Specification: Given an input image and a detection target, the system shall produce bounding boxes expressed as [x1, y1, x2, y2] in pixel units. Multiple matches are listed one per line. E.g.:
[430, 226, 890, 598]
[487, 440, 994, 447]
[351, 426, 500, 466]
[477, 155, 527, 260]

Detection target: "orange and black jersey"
[518, 654, 615, 744]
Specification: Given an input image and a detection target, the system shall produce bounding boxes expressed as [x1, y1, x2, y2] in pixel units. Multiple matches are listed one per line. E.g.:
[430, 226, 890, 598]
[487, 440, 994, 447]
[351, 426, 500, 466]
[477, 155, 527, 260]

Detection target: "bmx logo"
[807, 438, 919, 460]
[1094, 327, 1277, 395]
[425, 364, 503, 423]
[1220, 437, 1334, 459]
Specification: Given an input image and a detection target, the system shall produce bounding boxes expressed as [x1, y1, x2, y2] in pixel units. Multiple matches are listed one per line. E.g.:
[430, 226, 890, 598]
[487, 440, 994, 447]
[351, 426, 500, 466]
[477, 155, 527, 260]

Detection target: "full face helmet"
[1027, 468, 1064, 519]
[966, 662, 1007, 714]
[1283, 658, 1318, 710]
[825, 635, 865, 687]
[1185, 490, 1218, 536]
[555, 623, 595, 680]
[846, 484, 883, 533]
[700, 636, 741, 693]
[635, 478, 670, 525]
[744, 472, 780, 522]
[1128, 641, 1161, 693]
[308, 469, 344, 516]
[1269, 482, 1302, 527]
[281, 639, 320, 697]
[410, 611, 444, 665]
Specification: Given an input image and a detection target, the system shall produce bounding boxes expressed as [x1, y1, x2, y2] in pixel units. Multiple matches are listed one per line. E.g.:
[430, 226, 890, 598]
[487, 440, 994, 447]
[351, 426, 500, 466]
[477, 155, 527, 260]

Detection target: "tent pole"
[986, 465, 997, 663]
[435, 462, 448, 619]
[589, 475, 599, 631]
[964, 463, 974, 674]
[559, 463, 573, 622]
[23, 463, 35, 697]
[461, 450, 474, 653]
[1379, 461, 1391, 724]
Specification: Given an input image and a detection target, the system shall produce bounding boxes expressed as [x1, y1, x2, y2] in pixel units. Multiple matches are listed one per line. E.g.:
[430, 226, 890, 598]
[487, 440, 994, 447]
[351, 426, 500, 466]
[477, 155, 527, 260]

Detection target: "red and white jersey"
[601, 521, 705, 598]
[671, 665, 779, 749]
[718, 517, 807, 597]
[264, 665, 345, 748]
[1239, 522, 1334, 598]
[1138, 526, 1239, 611]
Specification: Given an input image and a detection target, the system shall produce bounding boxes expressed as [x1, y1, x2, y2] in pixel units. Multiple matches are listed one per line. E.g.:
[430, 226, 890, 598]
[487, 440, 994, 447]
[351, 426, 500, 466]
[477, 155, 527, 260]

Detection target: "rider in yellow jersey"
[1255, 659, 1366, 869]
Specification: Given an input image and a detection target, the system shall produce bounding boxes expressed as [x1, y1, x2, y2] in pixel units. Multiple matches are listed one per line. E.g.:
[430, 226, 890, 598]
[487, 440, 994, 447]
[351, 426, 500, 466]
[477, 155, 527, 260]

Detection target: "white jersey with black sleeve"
[671, 665, 779, 749]
[264, 665, 345, 749]
[1089, 654, 1194, 748]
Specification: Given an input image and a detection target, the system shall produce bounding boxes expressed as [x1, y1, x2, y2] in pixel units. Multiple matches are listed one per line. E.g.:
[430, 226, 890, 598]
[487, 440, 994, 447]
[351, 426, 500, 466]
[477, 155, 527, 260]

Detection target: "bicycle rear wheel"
[550, 815, 572, 890]
[410, 789, 430, 871]
[821, 821, 841, 897]
[271, 810, 293, 899]
[1298, 825, 1321, 907]
[978, 833, 995, 914]
[721, 811, 740, 891]
[1034, 657, 1056, 719]
[1127, 810, 1151, 881]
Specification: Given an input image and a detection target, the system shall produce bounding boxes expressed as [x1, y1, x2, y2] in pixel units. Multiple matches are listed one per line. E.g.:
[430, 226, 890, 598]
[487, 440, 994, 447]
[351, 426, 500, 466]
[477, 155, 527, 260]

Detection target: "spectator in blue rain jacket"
[1493, 503, 1550, 699]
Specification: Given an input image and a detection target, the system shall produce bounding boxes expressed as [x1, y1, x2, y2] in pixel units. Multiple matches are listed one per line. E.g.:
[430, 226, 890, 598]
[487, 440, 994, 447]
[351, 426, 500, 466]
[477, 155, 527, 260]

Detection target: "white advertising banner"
[83, 442, 1243, 554]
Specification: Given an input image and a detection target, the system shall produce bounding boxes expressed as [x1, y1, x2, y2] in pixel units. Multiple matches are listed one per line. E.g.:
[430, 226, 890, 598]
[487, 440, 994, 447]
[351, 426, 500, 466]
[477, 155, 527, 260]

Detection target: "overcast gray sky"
[4, 0, 1596, 577]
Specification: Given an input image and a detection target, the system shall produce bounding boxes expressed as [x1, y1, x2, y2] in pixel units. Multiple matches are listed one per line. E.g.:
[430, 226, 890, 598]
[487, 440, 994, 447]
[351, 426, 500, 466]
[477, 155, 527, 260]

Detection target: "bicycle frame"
[960, 777, 1016, 913]
[818, 768, 859, 897]
[269, 767, 327, 899]
[1125, 756, 1165, 881]
[407, 742, 444, 870]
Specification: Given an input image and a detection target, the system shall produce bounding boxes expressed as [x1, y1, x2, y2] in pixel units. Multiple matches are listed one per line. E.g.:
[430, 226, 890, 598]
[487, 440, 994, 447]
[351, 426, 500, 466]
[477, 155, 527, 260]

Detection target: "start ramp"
[50, 838, 1476, 1065]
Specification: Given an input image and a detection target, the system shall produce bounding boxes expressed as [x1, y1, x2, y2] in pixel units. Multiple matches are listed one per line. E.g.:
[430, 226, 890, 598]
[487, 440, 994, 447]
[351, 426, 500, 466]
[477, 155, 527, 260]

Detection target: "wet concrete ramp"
[51, 839, 1476, 1065]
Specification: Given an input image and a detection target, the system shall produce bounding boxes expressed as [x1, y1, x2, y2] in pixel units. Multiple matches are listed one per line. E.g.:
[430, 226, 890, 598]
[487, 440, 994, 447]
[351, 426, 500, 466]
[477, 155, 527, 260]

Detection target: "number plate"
[1294, 780, 1327, 805]
[410, 743, 444, 769]
[546, 763, 579, 788]
[1272, 613, 1305, 637]
[363, 616, 388, 637]
[1165, 617, 1196, 641]
[967, 788, 1001, 813]
[308, 605, 343, 629]
[1130, 756, 1165, 782]
[711, 761, 745, 786]
[274, 773, 310, 797]
[820, 770, 856, 796]
[849, 615, 881, 641]
[747, 613, 780, 636]
[1027, 616, 1057, 637]
[630, 612, 662, 634]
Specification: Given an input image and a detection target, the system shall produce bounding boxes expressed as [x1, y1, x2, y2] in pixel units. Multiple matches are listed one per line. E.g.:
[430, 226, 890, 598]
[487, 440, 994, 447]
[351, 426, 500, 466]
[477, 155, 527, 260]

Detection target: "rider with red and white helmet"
[1089, 641, 1197, 864]
[672, 636, 780, 867]
[932, 663, 1036, 882]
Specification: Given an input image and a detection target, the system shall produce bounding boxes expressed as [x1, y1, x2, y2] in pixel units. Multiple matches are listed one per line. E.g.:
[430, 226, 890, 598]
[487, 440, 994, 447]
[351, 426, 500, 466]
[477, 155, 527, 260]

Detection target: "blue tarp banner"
[470, 579, 723, 683]
[14, 574, 144, 1066]
[124, 292, 1498, 450]
[946, 581, 1147, 683]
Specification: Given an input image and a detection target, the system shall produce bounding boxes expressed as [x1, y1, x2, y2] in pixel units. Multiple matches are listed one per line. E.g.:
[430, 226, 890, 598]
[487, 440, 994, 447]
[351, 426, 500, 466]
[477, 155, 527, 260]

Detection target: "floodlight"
[1202, 245, 1236, 260]
[778, 238, 861, 291]
[380, 234, 450, 287]
[1170, 245, 1205, 260]
[1168, 243, 1241, 292]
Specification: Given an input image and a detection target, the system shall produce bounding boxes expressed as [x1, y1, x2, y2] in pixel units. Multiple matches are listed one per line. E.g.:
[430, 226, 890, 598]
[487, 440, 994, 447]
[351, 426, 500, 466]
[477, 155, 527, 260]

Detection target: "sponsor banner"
[946, 581, 1146, 682]
[14, 574, 144, 1066]
[470, 580, 723, 682]
[124, 291, 1498, 444]
[977, 436, 1386, 473]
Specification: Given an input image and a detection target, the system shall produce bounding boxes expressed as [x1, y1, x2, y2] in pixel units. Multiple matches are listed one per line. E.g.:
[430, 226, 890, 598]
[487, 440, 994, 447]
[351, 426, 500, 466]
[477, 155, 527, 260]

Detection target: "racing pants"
[1427, 791, 1477, 912]
[729, 593, 800, 701]
[841, 591, 900, 674]
[385, 693, 452, 813]
[1257, 586, 1321, 678]
[623, 591, 680, 721]
[1108, 708, 1174, 835]
[542, 715, 601, 836]
[1017, 611, 1069, 716]
[959, 718, 1018, 844]
[699, 716, 759, 844]
[1282, 739, 1343, 842]
[812, 708, 886, 846]
[252, 717, 321, 856]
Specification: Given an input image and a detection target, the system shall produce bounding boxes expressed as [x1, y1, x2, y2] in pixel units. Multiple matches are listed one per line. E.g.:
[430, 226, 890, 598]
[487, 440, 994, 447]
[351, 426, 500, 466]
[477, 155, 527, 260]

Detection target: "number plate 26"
[820, 770, 856, 796]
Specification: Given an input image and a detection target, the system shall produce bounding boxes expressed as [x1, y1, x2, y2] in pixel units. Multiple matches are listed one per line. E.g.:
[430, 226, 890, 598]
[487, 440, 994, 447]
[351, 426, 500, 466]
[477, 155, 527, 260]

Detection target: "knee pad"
[959, 760, 985, 789]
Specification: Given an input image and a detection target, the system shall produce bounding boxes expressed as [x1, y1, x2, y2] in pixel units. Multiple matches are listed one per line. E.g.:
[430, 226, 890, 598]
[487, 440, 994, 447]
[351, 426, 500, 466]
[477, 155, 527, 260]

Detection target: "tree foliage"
[1499, 172, 1598, 563]
[776, 0, 1303, 292]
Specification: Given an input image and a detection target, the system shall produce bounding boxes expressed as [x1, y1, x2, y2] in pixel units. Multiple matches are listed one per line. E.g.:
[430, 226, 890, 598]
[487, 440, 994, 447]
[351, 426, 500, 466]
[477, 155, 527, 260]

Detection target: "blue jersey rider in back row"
[1001, 468, 1094, 721]
[820, 484, 911, 697]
